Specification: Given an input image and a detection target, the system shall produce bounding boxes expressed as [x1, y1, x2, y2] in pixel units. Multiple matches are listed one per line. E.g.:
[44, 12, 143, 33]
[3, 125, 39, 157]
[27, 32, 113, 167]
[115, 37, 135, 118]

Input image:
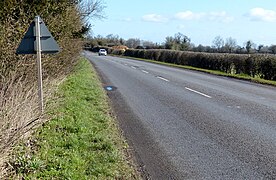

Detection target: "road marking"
[156, 76, 169, 82]
[131, 66, 137, 69]
[141, 70, 149, 74]
[185, 87, 212, 98]
[124, 63, 128, 66]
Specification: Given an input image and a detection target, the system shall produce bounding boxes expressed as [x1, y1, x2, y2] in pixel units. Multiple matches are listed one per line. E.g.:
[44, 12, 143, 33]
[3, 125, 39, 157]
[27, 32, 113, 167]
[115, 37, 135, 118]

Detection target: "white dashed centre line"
[131, 66, 137, 69]
[141, 70, 149, 74]
[156, 76, 170, 82]
[185, 87, 212, 98]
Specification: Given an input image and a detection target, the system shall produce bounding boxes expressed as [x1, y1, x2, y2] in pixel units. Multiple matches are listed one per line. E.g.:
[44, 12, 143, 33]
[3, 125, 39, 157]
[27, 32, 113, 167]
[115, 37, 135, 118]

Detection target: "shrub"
[0, 1, 96, 176]
[108, 49, 276, 81]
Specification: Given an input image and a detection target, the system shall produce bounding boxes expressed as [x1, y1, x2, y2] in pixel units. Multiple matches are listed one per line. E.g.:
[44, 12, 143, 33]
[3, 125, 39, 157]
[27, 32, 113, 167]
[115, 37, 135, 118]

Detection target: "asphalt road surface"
[84, 51, 276, 179]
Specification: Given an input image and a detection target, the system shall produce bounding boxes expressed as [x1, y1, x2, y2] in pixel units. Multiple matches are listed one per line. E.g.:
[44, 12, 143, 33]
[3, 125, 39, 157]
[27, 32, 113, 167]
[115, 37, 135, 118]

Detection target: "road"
[84, 51, 276, 179]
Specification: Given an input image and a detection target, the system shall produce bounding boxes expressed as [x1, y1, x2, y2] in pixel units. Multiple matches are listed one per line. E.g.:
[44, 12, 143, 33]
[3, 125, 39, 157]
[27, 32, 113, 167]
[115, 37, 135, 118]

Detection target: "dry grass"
[0, 70, 66, 178]
[6, 58, 139, 179]
[0, 79, 37, 177]
[0, 2, 87, 177]
[0, 39, 81, 178]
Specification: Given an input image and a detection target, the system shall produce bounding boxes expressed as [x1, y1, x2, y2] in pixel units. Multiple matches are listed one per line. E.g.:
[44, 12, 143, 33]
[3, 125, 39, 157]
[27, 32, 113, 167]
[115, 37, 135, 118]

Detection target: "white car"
[98, 49, 107, 56]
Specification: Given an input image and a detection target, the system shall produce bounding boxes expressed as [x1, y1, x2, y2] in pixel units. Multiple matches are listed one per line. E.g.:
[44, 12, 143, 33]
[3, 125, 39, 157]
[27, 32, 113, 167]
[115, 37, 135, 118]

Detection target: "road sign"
[16, 17, 60, 54]
[16, 16, 60, 113]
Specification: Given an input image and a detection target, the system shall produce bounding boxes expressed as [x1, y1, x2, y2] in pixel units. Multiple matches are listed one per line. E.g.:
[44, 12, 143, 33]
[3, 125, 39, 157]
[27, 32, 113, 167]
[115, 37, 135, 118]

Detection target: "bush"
[0, 1, 88, 176]
[110, 49, 125, 55]
[109, 49, 276, 81]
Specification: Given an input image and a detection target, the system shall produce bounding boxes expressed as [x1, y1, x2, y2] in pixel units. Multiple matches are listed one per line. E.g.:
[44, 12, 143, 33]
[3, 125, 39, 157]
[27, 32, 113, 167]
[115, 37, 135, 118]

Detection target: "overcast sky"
[91, 0, 276, 47]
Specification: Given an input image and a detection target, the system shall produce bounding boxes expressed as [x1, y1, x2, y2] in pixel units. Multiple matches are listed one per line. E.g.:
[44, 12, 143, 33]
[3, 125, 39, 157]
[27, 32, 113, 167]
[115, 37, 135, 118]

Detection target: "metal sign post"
[35, 16, 44, 113]
[16, 15, 60, 114]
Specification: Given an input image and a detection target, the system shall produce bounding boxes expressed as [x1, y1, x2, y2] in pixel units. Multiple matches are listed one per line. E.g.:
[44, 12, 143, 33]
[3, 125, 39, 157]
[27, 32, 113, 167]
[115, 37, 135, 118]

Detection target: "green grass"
[111, 54, 276, 86]
[10, 58, 138, 179]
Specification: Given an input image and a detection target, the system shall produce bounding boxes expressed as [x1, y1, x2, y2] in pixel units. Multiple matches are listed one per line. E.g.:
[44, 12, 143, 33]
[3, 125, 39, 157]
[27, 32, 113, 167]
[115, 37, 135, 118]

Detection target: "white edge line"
[141, 70, 149, 74]
[185, 87, 212, 98]
[156, 76, 169, 82]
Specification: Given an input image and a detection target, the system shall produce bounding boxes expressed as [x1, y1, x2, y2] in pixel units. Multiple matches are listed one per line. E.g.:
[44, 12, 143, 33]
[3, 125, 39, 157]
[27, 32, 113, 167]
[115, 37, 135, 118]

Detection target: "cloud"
[208, 11, 234, 22]
[248, 8, 276, 22]
[142, 14, 168, 23]
[142, 11, 233, 23]
[175, 11, 204, 20]
[174, 11, 233, 22]
[123, 17, 132, 22]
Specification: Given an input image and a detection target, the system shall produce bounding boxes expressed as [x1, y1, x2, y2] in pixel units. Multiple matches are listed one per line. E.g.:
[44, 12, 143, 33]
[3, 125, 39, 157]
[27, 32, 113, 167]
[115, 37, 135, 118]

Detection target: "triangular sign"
[16, 16, 60, 54]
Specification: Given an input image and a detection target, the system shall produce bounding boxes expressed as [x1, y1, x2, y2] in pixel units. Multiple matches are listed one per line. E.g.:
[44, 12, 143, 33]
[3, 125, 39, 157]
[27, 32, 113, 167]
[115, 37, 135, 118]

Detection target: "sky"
[91, 0, 276, 47]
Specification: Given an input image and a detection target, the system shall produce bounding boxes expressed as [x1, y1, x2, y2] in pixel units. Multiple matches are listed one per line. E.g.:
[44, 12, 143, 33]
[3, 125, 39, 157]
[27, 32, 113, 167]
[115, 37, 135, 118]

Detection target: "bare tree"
[75, 0, 106, 37]
[106, 34, 120, 46]
[125, 38, 141, 48]
[224, 37, 237, 53]
[79, 0, 106, 21]
[143, 41, 155, 49]
[212, 36, 224, 52]
[269, 45, 276, 54]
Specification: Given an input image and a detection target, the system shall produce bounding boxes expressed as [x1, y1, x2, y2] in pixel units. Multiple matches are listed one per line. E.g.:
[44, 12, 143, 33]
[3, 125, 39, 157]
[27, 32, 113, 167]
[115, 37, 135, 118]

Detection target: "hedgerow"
[113, 49, 276, 81]
[0, 1, 103, 176]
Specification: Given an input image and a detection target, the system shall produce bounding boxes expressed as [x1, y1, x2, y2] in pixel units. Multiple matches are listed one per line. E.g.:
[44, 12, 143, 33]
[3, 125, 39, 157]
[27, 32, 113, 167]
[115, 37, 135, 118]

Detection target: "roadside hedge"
[0, 2, 85, 176]
[119, 49, 276, 80]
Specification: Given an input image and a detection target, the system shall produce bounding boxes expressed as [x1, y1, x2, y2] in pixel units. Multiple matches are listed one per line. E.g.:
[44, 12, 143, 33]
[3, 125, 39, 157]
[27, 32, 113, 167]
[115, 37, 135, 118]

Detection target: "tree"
[258, 44, 264, 53]
[164, 36, 174, 49]
[205, 46, 216, 53]
[73, 0, 107, 37]
[94, 35, 107, 46]
[224, 37, 237, 53]
[78, 0, 106, 21]
[234, 46, 247, 54]
[193, 44, 206, 52]
[143, 41, 155, 49]
[245, 40, 256, 53]
[106, 34, 120, 46]
[269, 45, 276, 54]
[164, 32, 191, 51]
[174, 32, 191, 50]
[125, 38, 141, 48]
[260, 45, 270, 54]
[119, 38, 125, 45]
[212, 36, 224, 52]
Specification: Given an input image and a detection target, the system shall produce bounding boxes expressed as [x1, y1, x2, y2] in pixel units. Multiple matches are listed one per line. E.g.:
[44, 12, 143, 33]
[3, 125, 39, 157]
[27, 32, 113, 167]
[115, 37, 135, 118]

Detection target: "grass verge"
[9, 58, 138, 179]
[111, 54, 276, 87]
